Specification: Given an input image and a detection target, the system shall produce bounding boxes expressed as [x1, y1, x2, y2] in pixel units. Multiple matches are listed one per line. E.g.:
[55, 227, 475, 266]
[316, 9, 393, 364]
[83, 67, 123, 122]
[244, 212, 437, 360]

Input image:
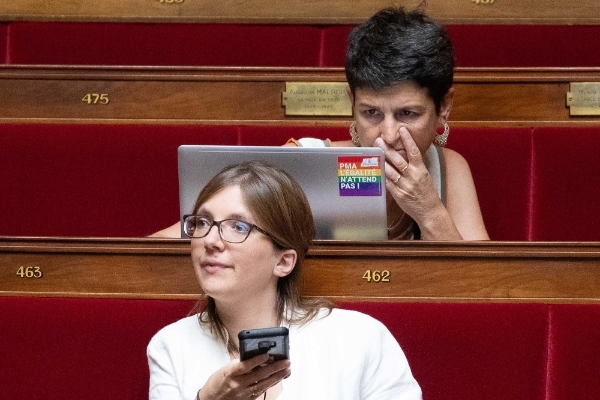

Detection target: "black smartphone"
[238, 327, 289, 362]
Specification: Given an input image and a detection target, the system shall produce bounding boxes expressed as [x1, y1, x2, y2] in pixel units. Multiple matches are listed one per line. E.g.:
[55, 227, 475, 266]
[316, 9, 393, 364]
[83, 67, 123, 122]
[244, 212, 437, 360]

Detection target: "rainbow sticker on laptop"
[338, 156, 382, 196]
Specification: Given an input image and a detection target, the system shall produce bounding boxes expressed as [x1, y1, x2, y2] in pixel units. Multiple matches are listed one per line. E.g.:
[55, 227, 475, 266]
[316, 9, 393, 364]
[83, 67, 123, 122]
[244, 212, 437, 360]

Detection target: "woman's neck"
[215, 293, 280, 351]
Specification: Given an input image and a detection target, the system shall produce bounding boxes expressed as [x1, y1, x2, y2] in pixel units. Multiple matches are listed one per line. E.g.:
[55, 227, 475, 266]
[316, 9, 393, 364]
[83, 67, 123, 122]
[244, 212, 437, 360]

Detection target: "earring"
[349, 121, 361, 147]
[434, 122, 449, 147]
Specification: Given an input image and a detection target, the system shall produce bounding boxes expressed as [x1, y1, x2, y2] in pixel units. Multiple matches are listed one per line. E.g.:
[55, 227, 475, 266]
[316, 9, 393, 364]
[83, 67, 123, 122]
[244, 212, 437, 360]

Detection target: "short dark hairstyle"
[345, 6, 454, 113]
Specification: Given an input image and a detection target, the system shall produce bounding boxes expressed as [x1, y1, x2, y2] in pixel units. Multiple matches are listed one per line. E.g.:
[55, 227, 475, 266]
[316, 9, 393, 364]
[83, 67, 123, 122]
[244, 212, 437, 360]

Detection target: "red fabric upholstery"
[0, 124, 239, 237]
[447, 128, 533, 241]
[530, 127, 600, 241]
[0, 297, 195, 400]
[320, 25, 354, 67]
[322, 24, 600, 68]
[6, 22, 600, 67]
[7, 22, 322, 66]
[3, 297, 600, 399]
[547, 304, 600, 400]
[341, 302, 549, 400]
[3, 124, 600, 240]
[447, 25, 600, 67]
[0, 23, 7, 63]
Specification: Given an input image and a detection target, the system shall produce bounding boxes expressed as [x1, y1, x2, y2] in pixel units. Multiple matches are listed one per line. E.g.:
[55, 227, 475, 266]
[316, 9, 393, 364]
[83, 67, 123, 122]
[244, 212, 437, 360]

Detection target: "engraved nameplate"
[567, 82, 600, 116]
[282, 82, 352, 116]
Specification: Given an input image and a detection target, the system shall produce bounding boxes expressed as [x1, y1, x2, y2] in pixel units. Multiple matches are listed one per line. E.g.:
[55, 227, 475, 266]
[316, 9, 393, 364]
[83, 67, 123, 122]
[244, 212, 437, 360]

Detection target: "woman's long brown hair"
[189, 161, 334, 352]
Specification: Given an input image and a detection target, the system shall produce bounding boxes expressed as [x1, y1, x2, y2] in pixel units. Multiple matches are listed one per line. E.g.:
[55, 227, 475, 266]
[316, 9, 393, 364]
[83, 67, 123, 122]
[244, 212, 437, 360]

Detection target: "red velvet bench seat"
[2, 296, 600, 400]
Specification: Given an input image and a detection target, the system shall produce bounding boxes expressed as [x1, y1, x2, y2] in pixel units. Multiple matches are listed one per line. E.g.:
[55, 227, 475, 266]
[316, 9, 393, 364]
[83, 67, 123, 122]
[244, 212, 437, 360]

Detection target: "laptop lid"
[178, 145, 388, 240]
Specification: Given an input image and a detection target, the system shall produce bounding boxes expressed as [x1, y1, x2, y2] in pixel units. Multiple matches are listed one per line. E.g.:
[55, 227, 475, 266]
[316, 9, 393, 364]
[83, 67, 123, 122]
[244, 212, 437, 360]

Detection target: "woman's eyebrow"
[355, 100, 378, 108]
[195, 208, 252, 222]
[194, 207, 211, 217]
[395, 104, 426, 112]
[229, 213, 253, 222]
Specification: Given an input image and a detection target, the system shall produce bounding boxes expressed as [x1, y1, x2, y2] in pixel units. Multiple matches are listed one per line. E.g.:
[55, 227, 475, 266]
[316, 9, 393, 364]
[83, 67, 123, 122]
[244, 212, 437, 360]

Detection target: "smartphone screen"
[238, 327, 289, 362]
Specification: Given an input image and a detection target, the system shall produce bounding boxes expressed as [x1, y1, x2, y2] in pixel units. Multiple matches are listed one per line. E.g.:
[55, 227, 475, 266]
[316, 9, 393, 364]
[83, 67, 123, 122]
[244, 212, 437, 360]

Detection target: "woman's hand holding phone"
[197, 345, 290, 400]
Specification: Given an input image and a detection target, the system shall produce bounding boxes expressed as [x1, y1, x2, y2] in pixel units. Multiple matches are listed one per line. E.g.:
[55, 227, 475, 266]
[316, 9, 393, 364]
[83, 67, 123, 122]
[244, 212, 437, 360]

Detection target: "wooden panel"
[0, 66, 347, 125]
[451, 68, 587, 127]
[0, 0, 599, 24]
[2, 237, 600, 303]
[1, 66, 600, 127]
[0, 79, 283, 121]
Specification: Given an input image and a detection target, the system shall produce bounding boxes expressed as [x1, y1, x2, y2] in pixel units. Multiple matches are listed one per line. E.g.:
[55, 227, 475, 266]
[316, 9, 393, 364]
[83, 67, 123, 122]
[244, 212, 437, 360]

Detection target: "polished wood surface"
[2, 237, 600, 303]
[1, 0, 599, 24]
[1, 66, 600, 127]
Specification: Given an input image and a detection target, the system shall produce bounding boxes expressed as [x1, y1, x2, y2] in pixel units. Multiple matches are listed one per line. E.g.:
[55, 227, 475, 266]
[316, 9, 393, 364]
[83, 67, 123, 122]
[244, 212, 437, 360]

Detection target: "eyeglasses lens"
[185, 217, 252, 243]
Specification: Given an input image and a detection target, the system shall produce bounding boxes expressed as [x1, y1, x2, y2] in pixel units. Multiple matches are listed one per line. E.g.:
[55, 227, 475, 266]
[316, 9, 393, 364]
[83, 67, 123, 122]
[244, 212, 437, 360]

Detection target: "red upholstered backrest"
[530, 127, 600, 241]
[341, 302, 549, 400]
[321, 25, 354, 67]
[0, 23, 7, 63]
[547, 304, 600, 400]
[5, 22, 600, 67]
[0, 124, 239, 237]
[447, 127, 533, 241]
[322, 25, 600, 68]
[4, 124, 599, 240]
[6, 22, 323, 66]
[447, 25, 600, 67]
[2, 297, 600, 400]
[0, 124, 351, 237]
[0, 297, 196, 400]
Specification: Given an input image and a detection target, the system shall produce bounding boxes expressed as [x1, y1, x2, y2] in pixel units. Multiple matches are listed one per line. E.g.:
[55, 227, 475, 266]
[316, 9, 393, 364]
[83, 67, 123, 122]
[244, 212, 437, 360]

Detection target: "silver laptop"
[178, 145, 388, 240]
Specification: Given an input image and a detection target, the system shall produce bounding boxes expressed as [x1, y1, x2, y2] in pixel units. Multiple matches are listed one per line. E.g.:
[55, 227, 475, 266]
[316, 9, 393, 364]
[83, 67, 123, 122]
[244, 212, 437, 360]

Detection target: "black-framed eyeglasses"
[183, 215, 276, 244]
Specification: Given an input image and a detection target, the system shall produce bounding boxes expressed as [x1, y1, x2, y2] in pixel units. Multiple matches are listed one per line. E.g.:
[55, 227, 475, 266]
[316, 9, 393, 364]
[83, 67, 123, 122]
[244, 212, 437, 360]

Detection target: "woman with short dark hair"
[291, 6, 489, 241]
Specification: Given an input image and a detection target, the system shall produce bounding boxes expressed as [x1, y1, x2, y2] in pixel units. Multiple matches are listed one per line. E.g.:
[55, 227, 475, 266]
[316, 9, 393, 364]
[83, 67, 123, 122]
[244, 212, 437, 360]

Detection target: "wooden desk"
[1, 66, 600, 127]
[1, 237, 599, 303]
[1, 0, 599, 24]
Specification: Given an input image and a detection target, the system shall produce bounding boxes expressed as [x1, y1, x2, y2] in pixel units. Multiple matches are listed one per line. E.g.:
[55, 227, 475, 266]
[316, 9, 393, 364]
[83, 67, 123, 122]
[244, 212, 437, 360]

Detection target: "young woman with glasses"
[147, 161, 421, 400]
